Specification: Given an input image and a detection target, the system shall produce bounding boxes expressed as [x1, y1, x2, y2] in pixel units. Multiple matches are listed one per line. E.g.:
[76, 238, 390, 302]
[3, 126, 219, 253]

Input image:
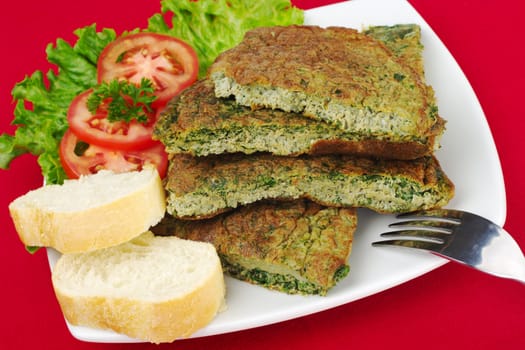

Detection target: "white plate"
[47, 0, 506, 343]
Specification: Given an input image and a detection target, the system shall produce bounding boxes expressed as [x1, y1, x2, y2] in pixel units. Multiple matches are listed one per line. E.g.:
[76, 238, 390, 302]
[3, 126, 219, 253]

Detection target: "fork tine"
[389, 219, 457, 231]
[398, 209, 464, 221]
[372, 239, 444, 253]
[380, 229, 448, 242]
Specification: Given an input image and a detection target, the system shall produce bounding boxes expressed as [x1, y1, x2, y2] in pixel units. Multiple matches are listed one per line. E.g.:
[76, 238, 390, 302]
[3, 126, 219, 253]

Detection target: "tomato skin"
[97, 32, 199, 109]
[59, 129, 168, 179]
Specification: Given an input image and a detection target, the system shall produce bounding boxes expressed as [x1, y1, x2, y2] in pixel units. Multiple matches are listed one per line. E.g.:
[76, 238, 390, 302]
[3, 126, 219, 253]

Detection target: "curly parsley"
[87, 78, 157, 124]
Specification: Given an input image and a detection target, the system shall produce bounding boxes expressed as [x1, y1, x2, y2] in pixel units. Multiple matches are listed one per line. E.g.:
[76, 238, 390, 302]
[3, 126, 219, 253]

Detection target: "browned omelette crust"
[152, 200, 356, 295]
[154, 79, 442, 159]
[364, 24, 426, 78]
[165, 153, 454, 219]
[209, 25, 439, 139]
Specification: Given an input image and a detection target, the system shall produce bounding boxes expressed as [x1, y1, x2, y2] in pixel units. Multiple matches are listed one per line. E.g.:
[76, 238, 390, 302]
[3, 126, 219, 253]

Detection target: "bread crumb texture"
[8, 169, 166, 253]
[52, 232, 226, 343]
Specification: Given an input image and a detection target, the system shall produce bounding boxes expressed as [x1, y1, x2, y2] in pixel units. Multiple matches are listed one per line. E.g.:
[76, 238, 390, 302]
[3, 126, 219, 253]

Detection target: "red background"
[1, 1, 524, 349]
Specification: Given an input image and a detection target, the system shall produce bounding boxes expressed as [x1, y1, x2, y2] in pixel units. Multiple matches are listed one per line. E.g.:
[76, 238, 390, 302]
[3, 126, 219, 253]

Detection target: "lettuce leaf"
[0, 25, 116, 184]
[1, 1, 304, 184]
[147, 0, 304, 77]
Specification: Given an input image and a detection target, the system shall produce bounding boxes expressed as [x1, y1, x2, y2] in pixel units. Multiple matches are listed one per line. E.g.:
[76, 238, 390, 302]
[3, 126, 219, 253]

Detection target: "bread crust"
[52, 233, 225, 343]
[53, 259, 224, 343]
[8, 169, 166, 253]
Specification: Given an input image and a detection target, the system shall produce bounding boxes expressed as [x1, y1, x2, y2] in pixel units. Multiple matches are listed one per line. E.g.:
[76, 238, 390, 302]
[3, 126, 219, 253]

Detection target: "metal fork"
[372, 209, 525, 284]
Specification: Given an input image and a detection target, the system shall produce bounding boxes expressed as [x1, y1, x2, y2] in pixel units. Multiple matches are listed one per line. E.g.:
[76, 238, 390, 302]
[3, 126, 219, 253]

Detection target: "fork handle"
[475, 226, 525, 285]
[510, 259, 525, 284]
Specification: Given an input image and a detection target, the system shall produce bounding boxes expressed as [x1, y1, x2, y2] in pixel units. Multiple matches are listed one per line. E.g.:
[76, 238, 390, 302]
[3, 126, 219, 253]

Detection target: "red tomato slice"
[67, 89, 157, 150]
[97, 32, 198, 109]
[59, 129, 168, 179]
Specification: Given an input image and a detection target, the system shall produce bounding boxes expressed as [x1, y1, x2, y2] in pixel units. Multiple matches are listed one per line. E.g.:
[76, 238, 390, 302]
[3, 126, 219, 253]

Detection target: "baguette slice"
[9, 168, 165, 253]
[51, 231, 225, 343]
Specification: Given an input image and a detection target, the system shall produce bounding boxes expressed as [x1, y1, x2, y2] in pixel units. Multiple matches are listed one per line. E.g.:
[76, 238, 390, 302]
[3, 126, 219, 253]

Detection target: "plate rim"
[48, 0, 507, 343]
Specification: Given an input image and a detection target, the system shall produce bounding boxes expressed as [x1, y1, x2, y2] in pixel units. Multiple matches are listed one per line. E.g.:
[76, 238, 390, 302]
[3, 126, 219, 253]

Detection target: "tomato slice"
[67, 89, 157, 150]
[97, 32, 199, 109]
[59, 129, 168, 179]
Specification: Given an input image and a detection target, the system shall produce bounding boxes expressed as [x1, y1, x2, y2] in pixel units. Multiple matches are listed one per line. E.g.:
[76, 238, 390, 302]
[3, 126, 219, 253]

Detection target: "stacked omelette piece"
[152, 24, 454, 295]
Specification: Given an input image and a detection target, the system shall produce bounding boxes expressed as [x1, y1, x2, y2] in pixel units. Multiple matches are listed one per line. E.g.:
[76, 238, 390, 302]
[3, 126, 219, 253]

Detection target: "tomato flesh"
[59, 129, 168, 179]
[67, 89, 157, 151]
[97, 32, 199, 109]
[60, 32, 198, 179]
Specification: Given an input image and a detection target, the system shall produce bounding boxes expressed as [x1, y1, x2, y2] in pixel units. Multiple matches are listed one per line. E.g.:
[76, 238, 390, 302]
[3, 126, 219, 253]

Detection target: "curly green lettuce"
[0, 25, 116, 184]
[0, 0, 303, 184]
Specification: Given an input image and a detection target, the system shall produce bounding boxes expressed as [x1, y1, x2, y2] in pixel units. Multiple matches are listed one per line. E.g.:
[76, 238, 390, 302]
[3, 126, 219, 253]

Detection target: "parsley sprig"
[87, 78, 157, 123]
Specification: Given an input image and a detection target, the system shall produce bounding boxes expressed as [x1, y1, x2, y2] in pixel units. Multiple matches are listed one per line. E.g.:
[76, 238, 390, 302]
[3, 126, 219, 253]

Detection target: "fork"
[372, 209, 525, 284]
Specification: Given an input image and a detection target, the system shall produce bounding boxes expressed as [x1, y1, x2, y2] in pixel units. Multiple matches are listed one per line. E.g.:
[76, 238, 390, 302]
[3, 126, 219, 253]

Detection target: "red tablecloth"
[1, 1, 524, 349]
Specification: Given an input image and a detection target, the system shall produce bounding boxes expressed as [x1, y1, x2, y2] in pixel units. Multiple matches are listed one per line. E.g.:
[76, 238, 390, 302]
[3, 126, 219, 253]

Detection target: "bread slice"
[164, 153, 454, 219]
[9, 168, 166, 253]
[51, 231, 225, 343]
[153, 200, 356, 296]
[209, 25, 441, 145]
